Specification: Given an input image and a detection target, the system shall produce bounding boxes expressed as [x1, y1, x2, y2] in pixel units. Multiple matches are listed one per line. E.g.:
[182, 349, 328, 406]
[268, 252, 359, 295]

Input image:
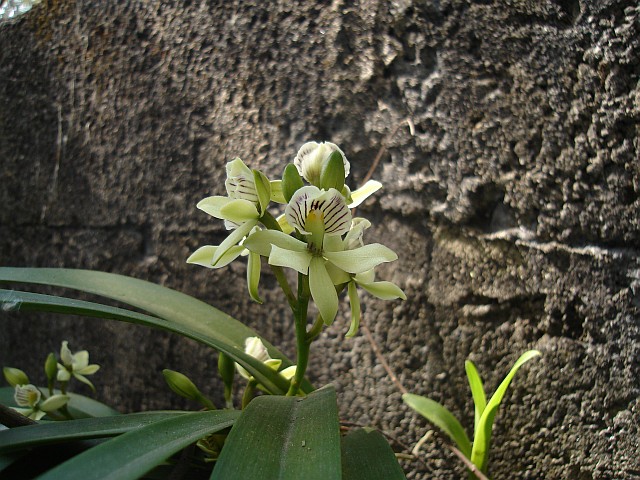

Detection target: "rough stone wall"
[1, 1, 638, 478]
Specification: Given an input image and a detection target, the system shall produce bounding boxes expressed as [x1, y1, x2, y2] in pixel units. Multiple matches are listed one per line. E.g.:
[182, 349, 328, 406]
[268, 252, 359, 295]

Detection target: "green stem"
[306, 314, 324, 342]
[270, 265, 297, 310]
[287, 273, 310, 396]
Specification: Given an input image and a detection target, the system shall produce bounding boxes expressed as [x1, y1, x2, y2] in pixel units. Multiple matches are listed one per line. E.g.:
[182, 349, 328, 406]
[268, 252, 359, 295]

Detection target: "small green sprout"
[403, 350, 541, 479]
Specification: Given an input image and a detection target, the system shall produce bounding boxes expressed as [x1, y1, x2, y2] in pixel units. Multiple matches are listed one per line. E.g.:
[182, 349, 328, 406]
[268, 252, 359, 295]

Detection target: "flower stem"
[287, 273, 310, 396]
[306, 314, 324, 342]
[270, 265, 297, 311]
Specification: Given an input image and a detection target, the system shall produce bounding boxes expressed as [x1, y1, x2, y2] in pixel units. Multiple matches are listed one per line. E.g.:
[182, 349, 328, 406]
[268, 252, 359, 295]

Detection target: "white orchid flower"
[294, 141, 350, 186]
[56, 341, 100, 392]
[236, 337, 283, 381]
[14, 384, 68, 421]
[244, 187, 398, 325]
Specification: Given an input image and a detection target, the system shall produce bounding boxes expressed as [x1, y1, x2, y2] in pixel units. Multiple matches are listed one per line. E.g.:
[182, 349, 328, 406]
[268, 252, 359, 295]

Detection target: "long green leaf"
[211, 385, 341, 480]
[470, 350, 541, 473]
[0, 411, 191, 453]
[0, 267, 313, 393]
[465, 360, 486, 433]
[0, 386, 119, 419]
[402, 393, 472, 459]
[341, 428, 406, 480]
[0, 288, 290, 395]
[37, 410, 240, 480]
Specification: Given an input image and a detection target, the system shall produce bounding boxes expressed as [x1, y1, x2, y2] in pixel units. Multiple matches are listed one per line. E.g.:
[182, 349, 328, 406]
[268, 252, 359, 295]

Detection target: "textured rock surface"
[1, 1, 638, 478]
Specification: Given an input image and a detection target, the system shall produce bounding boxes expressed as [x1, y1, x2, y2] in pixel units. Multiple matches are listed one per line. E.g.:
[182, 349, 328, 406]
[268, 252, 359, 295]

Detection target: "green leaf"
[0, 289, 293, 396]
[402, 393, 472, 459]
[37, 410, 239, 480]
[0, 386, 119, 419]
[0, 267, 313, 393]
[465, 360, 486, 433]
[341, 428, 406, 480]
[470, 350, 541, 474]
[211, 385, 341, 480]
[0, 411, 193, 453]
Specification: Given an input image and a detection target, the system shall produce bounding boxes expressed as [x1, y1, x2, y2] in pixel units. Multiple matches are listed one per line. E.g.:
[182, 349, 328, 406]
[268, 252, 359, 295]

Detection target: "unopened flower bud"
[44, 353, 58, 383]
[3, 367, 29, 387]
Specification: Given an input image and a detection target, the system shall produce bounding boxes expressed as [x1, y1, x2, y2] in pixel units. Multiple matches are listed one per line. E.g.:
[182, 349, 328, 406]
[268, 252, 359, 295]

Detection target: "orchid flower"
[244, 186, 398, 325]
[13, 384, 68, 421]
[236, 337, 283, 381]
[294, 141, 350, 187]
[56, 341, 100, 392]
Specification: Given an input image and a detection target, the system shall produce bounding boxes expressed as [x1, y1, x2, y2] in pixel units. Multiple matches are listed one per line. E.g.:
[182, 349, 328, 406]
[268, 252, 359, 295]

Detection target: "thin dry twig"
[361, 117, 415, 184]
[360, 322, 408, 395]
[448, 445, 491, 480]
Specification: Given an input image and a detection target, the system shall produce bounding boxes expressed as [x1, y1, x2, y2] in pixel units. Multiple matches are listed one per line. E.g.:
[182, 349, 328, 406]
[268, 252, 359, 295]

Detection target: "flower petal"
[60, 341, 73, 366]
[73, 373, 96, 392]
[40, 394, 69, 412]
[309, 257, 339, 325]
[243, 229, 307, 257]
[73, 350, 90, 370]
[269, 180, 287, 204]
[211, 220, 257, 267]
[219, 199, 260, 223]
[348, 180, 382, 208]
[345, 281, 361, 338]
[197, 196, 233, 219]
[357, 280, 407, 300]
[324, 243, 397, 274]
[77, 364, 100, 376]
[247, 250, 263, 304]
[269, 245, 312, 275]
[187, 245, 244, 268]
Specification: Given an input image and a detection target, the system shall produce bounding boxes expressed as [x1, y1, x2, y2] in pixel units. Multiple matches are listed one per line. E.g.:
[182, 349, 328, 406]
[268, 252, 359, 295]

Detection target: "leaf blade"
[341, 428, 406, 480]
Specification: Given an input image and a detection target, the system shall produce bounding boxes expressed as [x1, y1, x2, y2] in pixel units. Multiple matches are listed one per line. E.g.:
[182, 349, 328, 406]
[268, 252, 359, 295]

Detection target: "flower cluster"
[188, 141, 405, 337]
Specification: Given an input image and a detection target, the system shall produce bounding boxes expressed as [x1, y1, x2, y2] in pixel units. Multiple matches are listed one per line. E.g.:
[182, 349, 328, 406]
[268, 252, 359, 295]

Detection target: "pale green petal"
[357, 280, 407, 300]
[322, 234, 343, 253]
[40, 394, 69, 412]
[348, 180, 382, 208]
[269, 245, 312, 275]
[187, 245, 244, 268]
[219, 199, 260, 223]
[264, 359, 283, 371]
[30, 410, 47, 421]
[73, 350, 90, 370]
[247, 250, 263, 304]
[276, 213, 294, 234]
[76, 364, 100, 376]
[243, 229, 307, 257]
[309, 257, 339, 325]
[279, 365, 297, 380]
[252, 169, 271, 214]
[226, 157, 252, 178]
[325, 261, 351, 285]
[270, 180, 286, 204]
[211, 220, 257, 267]
[60, 341, 73, 366]
[354, 269, 375, 284]
[345, 281, 361, 338]
[324, 243, 397, 274]
[73, 373, 96, 392]
[57, 367, 71, 382]
[197, 196, 232, 219]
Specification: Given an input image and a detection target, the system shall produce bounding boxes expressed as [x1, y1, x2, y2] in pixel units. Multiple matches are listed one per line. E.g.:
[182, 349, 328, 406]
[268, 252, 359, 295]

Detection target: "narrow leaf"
[464, 360, 486, 433]
[0, 289, 292, 395]
[402, 393, 472, 459]
[212, 385, 341, 480]
[37, 410, 239, 480]
[0, 412, 191, 453]
[470, 350, 541, 473]
[342, 428, 406, 480]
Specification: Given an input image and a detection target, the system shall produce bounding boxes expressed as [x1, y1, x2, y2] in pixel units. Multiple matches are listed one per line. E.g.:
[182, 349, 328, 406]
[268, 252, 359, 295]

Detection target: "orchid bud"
[3, 367, 29, 387]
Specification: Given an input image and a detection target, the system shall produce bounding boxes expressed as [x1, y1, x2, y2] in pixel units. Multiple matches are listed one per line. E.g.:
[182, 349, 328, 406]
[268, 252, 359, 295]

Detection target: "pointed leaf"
[212, 386, 341, 480]
[470, 350, 541, 473]
[402, 393, 472, 459]
[341, 428, 406, 480]
[0, 289, 295, 395]
[0, 411, 196, 453]
[36, 410, 239, 480]
[465, 360, 486, 433]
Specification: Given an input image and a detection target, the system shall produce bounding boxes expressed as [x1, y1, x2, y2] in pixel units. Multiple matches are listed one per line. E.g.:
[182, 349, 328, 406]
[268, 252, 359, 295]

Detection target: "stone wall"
[1, 1, 638, 478]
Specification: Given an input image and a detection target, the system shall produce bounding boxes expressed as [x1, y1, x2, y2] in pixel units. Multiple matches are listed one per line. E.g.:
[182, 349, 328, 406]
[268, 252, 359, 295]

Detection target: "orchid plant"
[0, 141, 408, 479]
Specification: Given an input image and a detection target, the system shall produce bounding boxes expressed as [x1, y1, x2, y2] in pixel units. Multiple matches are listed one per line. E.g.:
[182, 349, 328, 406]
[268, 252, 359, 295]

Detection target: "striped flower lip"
[225, 158, 259, 204]
[285, 186, 352, 237]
